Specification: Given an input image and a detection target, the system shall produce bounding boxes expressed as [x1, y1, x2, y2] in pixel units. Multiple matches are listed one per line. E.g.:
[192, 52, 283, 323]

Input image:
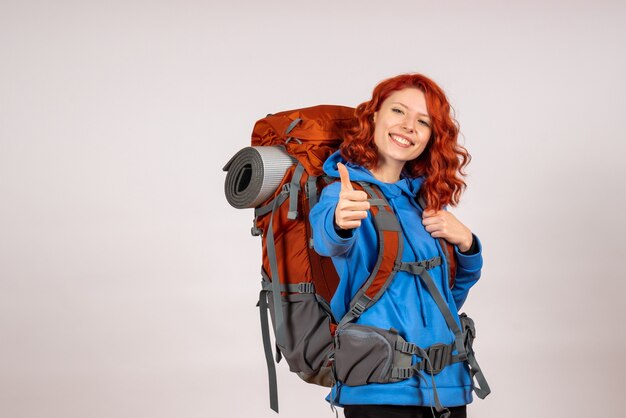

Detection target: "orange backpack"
[223, 105, 466, 412]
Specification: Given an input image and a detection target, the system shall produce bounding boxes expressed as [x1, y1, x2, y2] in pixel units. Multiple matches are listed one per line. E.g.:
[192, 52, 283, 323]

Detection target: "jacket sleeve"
[451, 233, 483, 310]
[309, 182, 359, 257]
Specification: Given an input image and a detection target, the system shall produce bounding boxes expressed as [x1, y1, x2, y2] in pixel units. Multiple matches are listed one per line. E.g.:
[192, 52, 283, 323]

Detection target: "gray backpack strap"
[287, 163, 305, 219]
[460, 313, 491, 398]
[265, 186, 291, 349]
[337, 182, 403, 329]
[397, 262, 491, 398]
[258, 167, 315, 413]
[306, 175, 319, 208]
[258, 282, 279, 412]
[397, 261, 467, 361]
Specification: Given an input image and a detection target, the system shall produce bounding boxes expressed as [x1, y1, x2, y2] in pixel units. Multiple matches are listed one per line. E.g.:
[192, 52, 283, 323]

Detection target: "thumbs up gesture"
[334, 163, 371, 230]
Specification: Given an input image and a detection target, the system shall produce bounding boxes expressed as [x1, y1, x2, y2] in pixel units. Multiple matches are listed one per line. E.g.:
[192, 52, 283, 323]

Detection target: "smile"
[389, 133, 414, 147]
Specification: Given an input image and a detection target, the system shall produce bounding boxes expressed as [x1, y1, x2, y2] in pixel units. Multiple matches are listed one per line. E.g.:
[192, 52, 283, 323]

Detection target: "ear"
[372, 111, 377, 124]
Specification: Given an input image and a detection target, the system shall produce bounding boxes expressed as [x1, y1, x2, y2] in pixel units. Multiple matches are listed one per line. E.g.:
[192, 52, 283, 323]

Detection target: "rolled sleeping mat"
[223, 146, 295, 209]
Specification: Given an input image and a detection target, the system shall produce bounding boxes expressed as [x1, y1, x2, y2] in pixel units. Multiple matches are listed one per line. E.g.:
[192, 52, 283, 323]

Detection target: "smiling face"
[372, 88, 432, 181]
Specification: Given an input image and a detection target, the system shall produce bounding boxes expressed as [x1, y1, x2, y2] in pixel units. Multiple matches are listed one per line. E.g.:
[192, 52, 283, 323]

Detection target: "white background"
[1, 1, 625, 417]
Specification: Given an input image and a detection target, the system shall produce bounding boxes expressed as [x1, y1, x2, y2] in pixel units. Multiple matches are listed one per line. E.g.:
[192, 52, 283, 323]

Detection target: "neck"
[370, 163, 403, 183]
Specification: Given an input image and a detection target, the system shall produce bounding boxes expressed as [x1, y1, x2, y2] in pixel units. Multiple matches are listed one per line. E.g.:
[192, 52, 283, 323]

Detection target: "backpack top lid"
[251, 105, 356, 177]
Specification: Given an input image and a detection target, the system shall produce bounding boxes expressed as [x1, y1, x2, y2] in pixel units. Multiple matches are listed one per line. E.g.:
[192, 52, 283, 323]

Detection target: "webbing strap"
[460, 314, 491, 398]
[394, 341, 460, 370]
[337, 183, 402, 328]
[415, 369, 450, 418]
[285, 117, 302, 135]
[306, 175, 319, 208]
[401, 263, 467, 362]
[393, 343, 451, 417]
[254, 192, 290, 223]
[261, 278, 315, 294]
[467, 348, 491, 399]
[397, 257, 441, 273]
[266, 188, 289, 348]
[258, 289, 279, 412]
[392, 316, 491, 400]
[288, 164, 305, 220]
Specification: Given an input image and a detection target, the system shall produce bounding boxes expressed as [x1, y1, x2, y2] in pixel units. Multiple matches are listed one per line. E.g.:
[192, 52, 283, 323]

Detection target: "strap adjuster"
[419, 256, 441, 270]
[298, 282, 315, 293]
[395, 340, 417, 354]
[251, 224, 263, 236]
[424, 343, 451, 375]
[350, 301, 366, 316]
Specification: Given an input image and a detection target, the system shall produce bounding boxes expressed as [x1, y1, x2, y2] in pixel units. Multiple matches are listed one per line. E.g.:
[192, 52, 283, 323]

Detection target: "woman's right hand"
[334, 163, 371, 230]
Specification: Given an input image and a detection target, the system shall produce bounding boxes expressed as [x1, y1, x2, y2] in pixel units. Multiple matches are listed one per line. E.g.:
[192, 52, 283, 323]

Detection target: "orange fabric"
[254, 106, 356, 300]
[257, 169, 340, 299]
[251, 105, 356, 176]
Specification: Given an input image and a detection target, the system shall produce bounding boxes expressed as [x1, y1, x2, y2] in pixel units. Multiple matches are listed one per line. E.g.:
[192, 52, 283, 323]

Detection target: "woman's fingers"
[338, 163, 354, 192]
[337, 198, 370, 212]
[335, 165, 371, 230]
[421, 209, 472, 247]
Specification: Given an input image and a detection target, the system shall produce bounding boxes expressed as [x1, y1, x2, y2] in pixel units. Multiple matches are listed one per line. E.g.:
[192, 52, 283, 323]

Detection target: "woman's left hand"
[422, 209, 473, 252]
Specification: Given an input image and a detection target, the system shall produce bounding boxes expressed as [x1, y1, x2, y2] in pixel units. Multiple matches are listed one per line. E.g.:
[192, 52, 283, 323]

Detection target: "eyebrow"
[392, 102, 430, 118]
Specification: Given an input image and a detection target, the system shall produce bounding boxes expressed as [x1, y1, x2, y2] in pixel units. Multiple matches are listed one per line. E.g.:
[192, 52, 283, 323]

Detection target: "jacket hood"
[323, 150, 424, 198]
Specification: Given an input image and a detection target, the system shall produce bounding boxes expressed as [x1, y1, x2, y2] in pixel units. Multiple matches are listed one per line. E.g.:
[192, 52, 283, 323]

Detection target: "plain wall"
[1, 1, 625, 417]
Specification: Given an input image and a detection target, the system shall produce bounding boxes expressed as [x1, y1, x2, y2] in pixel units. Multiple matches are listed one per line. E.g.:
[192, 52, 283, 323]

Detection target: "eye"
[391, 107, 404, 115]
[418, 119, 431, 127]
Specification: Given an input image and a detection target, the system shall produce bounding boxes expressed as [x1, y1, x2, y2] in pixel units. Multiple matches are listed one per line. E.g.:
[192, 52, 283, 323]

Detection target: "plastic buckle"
[298, 282, 315, 293]
[251, 225, 263, 236]
[421, 258, 435, 270]
[350, 302, 366, 316]
[425, 343, 451, 375]
[396, 341, 417, 354]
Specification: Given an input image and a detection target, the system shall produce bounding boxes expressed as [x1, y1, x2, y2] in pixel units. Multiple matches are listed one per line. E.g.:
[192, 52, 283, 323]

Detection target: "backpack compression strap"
[255, 162, 311, 413]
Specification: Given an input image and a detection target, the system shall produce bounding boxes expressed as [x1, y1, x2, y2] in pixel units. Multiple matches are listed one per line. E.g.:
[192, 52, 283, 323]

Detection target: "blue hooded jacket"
[309, 151, 483, 407]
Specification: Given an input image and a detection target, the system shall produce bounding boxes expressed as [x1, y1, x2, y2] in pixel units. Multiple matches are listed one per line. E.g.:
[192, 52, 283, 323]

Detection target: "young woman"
[309, 74, 483, 418]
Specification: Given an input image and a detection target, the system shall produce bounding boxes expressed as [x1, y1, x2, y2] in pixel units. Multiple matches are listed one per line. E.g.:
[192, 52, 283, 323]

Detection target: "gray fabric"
[297, 366, 333, 387]
[373, 210, 402, 232]
[333, 324, 400, 386]
[366, 198, 386, 207]
[223, 146, 295, 209]
[266, 292, 335, 384]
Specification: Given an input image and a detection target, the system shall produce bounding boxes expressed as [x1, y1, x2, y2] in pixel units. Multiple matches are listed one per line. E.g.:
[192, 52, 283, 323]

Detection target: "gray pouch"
[333, 323, 412, 386]
[268, 293, 335, 387]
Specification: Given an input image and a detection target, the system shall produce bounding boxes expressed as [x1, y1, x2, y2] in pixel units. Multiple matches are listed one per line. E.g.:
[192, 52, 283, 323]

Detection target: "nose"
[401, 118, 415, 133]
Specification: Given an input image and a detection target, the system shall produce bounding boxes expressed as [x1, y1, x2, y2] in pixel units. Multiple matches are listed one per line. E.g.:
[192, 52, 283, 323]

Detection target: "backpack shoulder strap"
[337, 182, 403, 328]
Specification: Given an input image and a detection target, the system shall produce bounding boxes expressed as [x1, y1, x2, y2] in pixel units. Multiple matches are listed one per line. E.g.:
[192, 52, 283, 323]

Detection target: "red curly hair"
[340, 74, 471, 212]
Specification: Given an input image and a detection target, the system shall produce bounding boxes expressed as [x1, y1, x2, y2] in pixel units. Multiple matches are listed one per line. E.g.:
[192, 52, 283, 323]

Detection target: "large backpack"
[223, 105, 488, 414]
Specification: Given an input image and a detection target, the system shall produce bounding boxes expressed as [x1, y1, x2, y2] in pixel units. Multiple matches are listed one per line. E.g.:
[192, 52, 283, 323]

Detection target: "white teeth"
[391, 134, 411, 145]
